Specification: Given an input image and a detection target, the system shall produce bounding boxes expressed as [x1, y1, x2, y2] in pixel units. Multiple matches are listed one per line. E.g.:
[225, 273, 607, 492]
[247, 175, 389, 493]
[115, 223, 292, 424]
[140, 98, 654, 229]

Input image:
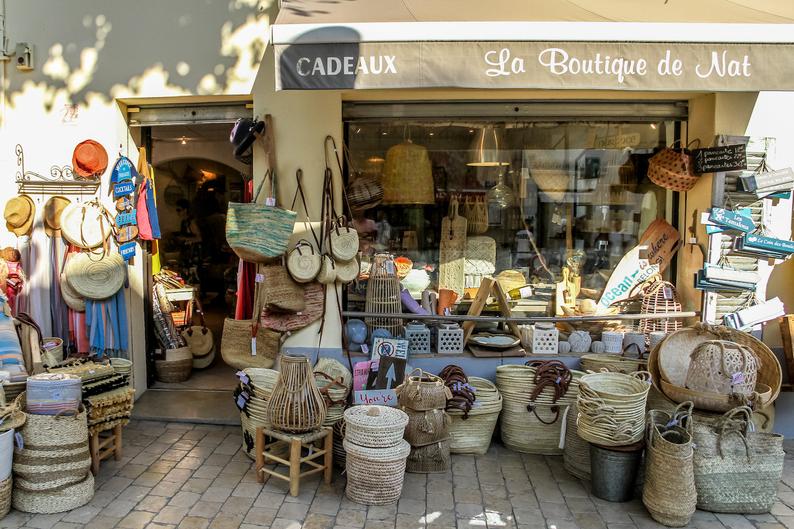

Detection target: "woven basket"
[267, 355, 326, 433]
[580, 353, 646, 374]
[661, 379, 769, 413]
[155, 347, 192, 383]
[0, 476, 10, 519]
[221, 319, 279, 370]
[3, 382, 24, 402]
[577, 371, 650, 446]
[344, 439, 411, 505]
[226, 193, 297, 263]
[647, 146, 699, 192]
[643, 423, 696, 527]
[496, 363, 583, 455]
[406, 439, 450, 474]
[638, 277, 683, 335]
[397, 369, 452, 412]
[685, 340, 758, 396]
[562, 402, 591, 480]
[109, 358, 133, 379]
[262, 282, 324, 332]
[348, 174, 383, 211]
[344, 405, 408, 448]
[12, 472, 94, 514]
[447, 377, 501, 455]
[364, 254, 403, 338]
[262, 265, 305, 314]
[381, 141, 435, 205]
[403, 408, 449, 446]
[332, 419, 346, 468]
[692, 407, 784, 514]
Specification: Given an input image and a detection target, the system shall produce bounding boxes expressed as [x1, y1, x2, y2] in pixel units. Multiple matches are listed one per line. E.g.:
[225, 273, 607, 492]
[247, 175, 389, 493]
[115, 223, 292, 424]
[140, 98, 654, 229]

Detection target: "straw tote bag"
[286, 169, 322, 283]
[221, 274, 280, 370]
[261, 264, 305, 314]
[180, 299, 214, 359]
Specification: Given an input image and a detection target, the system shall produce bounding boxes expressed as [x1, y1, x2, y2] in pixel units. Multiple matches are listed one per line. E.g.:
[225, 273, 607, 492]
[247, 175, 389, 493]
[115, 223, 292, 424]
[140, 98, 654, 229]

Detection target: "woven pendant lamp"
[381, 140, 435, 205]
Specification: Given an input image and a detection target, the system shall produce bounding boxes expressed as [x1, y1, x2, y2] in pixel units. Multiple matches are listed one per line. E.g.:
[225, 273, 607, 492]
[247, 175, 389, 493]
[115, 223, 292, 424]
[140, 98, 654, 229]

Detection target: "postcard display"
[699, 136, 793, 328]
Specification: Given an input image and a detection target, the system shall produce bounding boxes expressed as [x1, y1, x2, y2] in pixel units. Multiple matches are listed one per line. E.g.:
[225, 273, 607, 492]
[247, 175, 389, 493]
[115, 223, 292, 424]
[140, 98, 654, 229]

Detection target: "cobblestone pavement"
[3, 420, 793, 529]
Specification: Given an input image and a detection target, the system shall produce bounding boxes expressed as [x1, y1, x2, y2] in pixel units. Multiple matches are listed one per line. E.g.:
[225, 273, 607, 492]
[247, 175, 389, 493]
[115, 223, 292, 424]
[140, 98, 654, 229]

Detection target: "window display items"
[381, 140, 435, 205]
[364, 254, 403, 339]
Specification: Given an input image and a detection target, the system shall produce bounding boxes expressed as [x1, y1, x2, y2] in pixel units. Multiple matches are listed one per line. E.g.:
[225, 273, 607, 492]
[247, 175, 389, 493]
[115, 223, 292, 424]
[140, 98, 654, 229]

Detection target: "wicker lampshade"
[381, 140, 435, 205]
[467, 126, 509, 167]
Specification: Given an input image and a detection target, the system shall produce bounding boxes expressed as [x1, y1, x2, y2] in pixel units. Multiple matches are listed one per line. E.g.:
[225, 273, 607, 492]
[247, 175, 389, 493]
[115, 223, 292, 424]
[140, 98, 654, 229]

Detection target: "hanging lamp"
[381, 140, 435, 205]
[467, 126, 509, 167]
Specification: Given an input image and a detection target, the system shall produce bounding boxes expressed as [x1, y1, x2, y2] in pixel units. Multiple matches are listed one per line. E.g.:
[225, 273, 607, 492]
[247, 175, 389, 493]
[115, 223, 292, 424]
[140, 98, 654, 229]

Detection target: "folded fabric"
[81, 374, 129, 397]
[0, 314, 26, 372]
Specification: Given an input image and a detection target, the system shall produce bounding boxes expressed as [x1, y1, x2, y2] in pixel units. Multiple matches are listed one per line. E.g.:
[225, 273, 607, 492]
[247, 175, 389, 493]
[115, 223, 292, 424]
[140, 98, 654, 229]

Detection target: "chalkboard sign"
[692, 144, 746, 174]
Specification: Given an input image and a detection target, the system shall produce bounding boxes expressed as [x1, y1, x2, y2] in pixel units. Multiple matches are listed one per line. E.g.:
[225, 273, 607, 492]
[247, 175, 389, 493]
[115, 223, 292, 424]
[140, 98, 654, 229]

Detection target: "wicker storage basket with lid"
[344, 438, 411, 505]
[344, 405, 408, 448]
[576, 371, 651, 446]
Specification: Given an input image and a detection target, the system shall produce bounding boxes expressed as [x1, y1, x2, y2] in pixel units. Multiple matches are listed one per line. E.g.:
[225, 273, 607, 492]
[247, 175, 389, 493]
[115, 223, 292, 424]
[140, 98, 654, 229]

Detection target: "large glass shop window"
[344, 119, 677, 313]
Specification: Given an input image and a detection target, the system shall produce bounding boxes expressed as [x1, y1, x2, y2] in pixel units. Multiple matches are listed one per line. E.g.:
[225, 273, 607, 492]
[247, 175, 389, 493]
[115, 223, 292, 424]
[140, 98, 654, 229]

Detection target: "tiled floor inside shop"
[6, 420, 794, 529]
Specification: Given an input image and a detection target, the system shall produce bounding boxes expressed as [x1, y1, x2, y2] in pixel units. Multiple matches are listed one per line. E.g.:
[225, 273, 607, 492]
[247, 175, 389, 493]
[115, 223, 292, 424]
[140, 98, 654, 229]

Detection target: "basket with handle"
[684, 340, 758, 396]
[447, 376, 502, 455]
[576, 371, 651, 446]
[647, 140, 700, 192]
[266, 354, 326, 433]
[397, 369, 452, 411]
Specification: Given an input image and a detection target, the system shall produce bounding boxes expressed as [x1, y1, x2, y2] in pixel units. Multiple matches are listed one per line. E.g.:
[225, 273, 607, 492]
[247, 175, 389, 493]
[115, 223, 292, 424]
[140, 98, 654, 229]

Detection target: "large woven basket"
[576, 371, 650, 446]
[447, 377, 501, 455]
[155, 347, 192, 383]
[403, 408, 449, 446]
[344, 439, 411, 505]
[692, 407, 784, 514]
[406, 439, 450, 474]
[226, 198, 297, 263]
[496, 363, 583, 455]
[12, 472, 94, 514]
[0, 476, 10, 519]
[580, 353, 646, 374]
[398, 369, 451, 412]
[344, 405, 408, 448]
[562, 402, 590, 480]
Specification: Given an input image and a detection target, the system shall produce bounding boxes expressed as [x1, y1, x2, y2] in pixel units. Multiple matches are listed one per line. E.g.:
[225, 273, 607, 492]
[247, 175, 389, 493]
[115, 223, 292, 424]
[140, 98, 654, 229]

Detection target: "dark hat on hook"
[230, 118, 265, 165]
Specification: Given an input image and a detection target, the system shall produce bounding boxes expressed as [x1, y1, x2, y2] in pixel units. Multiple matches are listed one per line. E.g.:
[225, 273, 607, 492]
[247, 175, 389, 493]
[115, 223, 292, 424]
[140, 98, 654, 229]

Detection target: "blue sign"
[709, 207, 755, 233]
[744, 233, 794, 256]
[116, 210, 137, 227]
[111, 156, 138, 184]
[114, 181, 135, 198]
[119, 242, 136, 261]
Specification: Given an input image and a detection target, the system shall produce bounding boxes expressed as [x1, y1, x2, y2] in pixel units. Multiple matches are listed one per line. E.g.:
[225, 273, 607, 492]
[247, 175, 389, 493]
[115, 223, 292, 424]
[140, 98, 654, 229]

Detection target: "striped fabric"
[0, 313, 27, 382]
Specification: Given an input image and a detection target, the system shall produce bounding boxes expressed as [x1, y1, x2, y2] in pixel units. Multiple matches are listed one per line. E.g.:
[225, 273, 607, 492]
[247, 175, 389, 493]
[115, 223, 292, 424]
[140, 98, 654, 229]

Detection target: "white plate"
[469, 334, 520, 350]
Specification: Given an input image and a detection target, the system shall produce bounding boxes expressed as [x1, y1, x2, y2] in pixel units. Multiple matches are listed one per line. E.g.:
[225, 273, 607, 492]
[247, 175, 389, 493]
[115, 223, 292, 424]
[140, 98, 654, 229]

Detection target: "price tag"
[731, 372, 745, 384]
[251, 337, 257, 356]
[385, 261, 395, 275]
[361, 344, 369, 355]
[265, 197, 276, 207]
[663, 286, 674, 300]
[235, 371, 250, 385]
[255, 273, 264, 283]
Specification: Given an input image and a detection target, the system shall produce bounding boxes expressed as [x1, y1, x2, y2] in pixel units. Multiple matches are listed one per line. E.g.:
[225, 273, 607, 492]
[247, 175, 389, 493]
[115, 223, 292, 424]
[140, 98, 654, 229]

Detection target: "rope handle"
[290, 169, 322, 249]
[313, 371, 348, 406]
[716, 406, 754, 461]
[291, 239, 316, 256]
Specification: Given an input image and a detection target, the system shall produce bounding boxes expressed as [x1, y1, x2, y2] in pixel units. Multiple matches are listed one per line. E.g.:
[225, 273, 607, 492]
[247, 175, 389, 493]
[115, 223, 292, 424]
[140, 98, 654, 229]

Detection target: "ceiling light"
[467, 126, 509, 167]
[180, 137, 187, 145]
[650, 123, 657, 130]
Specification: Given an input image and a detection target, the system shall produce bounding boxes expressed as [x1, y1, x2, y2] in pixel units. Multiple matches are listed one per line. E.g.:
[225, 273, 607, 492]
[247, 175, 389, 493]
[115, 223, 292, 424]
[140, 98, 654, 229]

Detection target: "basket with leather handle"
[221, 272, 280, 370]
[180, 298, 214, 359]
[397, 369, 452, 411]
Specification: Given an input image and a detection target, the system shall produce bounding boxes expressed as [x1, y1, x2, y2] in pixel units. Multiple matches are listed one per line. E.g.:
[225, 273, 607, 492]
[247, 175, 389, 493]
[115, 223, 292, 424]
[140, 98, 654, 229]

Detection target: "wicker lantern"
[381, 141, 435, 205]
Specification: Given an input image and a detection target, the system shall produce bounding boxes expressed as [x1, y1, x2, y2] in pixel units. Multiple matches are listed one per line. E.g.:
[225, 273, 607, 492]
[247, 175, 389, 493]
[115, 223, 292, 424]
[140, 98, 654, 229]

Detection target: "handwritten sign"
[708, 207, 755, 233]
[353, 361, 373, 391]
[371, 337, 409, 361]
[114, 181, 135, 198]
[354, 389, 398, 407]
[692, 144, 746, 174]
[116, 210, 137, 227]
[639, 219, 680, 273]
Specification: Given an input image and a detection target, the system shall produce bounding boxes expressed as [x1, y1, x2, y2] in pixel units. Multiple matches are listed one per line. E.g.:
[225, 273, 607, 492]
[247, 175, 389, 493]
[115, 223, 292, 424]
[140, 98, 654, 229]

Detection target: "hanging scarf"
[84, 288, 128, 358]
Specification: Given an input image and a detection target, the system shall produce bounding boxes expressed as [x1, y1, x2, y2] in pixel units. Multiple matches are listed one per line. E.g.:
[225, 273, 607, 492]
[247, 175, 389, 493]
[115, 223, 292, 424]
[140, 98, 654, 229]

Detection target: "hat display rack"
[15, 144, 101, 196]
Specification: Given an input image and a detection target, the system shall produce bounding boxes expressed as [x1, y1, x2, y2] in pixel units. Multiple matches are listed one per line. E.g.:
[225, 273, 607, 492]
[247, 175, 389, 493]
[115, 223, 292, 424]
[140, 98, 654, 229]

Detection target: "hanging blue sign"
[111, 156, 138, 184]
[708, 207, 755, 233]
[116, 210, 137, 227]
[119, 242, 136, 261]
[114, 181, 135, 198]
[743, 233, 794, 256]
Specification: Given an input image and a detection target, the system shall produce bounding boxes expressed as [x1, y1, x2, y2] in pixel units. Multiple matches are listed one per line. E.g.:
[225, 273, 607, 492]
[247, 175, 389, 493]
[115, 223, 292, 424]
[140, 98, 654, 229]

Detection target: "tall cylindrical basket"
[266, 355, 326, 433]
[364, 254, 403, 339]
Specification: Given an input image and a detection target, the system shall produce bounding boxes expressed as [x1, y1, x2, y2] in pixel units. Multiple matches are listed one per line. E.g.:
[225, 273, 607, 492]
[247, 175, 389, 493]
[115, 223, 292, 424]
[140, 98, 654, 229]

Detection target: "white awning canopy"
[271, 0, 794, 91]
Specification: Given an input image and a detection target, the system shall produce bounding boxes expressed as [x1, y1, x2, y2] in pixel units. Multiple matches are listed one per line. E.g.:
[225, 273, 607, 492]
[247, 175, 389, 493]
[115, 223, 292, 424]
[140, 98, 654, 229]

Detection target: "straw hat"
[4, 195, 35, 236]
[64, 251, 125, 300]
[43, 196, 71, 237]
[61, 201, 112, 249]
[72, 140, 108, 179]
[60, 268, 85, 312]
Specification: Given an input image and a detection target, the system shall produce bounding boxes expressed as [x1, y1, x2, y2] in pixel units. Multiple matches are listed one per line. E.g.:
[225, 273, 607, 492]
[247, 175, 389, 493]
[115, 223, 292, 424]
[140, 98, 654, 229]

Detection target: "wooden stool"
[255, 426, 332, 496]
[89, 424, 123, 475]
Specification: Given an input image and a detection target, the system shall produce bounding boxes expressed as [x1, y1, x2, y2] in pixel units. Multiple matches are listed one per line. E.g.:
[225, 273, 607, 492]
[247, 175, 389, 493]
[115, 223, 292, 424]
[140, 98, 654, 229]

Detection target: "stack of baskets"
[109, 358, 133, 385]
[562, 401, 590, 480]
[446, 377, 502, 455]
[343, 405, 410, 505]
[0, 399, 25, 520]
[12, 393, 94, 513]
[576, 371, 650, 447]
[496, 361, 583, 455]
[239, 368, 279, 459]
[397, 370, 452, 473]
[314, 358, 352, 428]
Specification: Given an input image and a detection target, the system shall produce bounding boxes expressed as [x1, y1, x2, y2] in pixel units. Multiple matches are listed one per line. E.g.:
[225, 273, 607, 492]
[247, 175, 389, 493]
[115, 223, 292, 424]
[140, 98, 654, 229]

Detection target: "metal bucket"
[589, 442, 644, 502]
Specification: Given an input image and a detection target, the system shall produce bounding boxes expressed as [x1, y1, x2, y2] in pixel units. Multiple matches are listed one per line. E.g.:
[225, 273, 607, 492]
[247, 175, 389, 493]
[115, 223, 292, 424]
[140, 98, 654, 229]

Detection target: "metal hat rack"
[15, 144, 101, 195]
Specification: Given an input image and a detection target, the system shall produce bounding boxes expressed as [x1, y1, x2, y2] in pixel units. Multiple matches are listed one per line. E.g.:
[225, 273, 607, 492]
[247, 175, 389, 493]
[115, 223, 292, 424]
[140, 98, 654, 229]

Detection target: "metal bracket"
[15, 144, 100, 195]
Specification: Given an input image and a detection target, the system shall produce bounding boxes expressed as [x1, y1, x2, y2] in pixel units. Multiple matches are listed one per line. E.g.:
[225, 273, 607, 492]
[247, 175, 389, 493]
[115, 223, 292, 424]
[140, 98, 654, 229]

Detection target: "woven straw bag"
[643, 419, 696, 527]
[316, 255, 336, 285]
[180, 299, 214, 359]
[397, 369, 452, 411]
[576, 371, 650, 446]
[329, 217, 359, 263]
[287, 240, 321, 283]
[348, 174, 383, 211]
[155, 347, 192, 383]
[447, 377, 502, 455]
[403, 408, 450, 446]
[344, 405, 408, 448]
[226, 169, 297, 263]
[221, 320, 279, 370]
[335, 256, 360, 284]
[562, 402, 591, 480]
[692, 406, 784, 514]
[266, 355, 326, 433]
[406, 438, 450, 474]
[261, 282, 324, 332]
[0, 476, 10, 518]
[648, 142, 699, 192]
[463, 196, 488, 235]
[12, 473, 94, 514]
[262, 264, 305, 314]
[685, 340, 758, 396]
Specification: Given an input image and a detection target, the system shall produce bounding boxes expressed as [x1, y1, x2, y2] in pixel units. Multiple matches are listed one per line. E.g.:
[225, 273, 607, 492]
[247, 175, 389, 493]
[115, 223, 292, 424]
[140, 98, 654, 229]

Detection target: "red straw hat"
[72, 140, 108, 178]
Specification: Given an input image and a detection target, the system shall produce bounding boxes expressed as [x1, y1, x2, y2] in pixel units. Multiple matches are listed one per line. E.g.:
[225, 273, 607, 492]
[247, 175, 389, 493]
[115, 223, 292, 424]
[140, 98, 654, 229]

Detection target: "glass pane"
[345, 119, 677, 313]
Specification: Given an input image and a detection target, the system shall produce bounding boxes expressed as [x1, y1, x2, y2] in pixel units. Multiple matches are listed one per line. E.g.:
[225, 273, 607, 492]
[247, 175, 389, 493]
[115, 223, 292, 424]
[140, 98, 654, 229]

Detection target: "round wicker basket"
[562, 402, 591, 480]
[577, 371, 650, 446]
[344, 405, 408, 448]
[155, 347, 192, 383]
[344, 439, 411, 505]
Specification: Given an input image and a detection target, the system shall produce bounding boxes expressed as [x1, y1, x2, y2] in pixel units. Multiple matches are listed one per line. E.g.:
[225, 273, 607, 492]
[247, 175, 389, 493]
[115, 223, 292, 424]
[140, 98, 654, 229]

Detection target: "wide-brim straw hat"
[43, 196, 71, 237]
[72, 140, 108, 179]
[64, 251, 125, 300]
[60, 267, 86, 312]
[60, 202, 112, 249]
[4, 195, 35, 236]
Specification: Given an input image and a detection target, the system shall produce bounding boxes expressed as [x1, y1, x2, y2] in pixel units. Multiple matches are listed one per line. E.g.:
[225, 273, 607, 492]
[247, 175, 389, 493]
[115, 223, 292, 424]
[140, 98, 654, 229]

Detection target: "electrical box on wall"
[14, 43, 33, 71]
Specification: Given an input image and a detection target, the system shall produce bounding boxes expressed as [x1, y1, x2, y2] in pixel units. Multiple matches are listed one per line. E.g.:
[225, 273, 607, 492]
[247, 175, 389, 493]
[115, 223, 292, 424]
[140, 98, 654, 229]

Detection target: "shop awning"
[271, 0, 794, 91]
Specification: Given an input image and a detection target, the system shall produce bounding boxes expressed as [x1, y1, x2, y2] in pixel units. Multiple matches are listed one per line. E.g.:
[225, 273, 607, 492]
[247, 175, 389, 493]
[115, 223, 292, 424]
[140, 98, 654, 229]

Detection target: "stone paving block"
[271, 518, 304, 529]
[277, 500, 311, 521]
[169, 491, 202, 509]
[398, 499, 427, 515]
[208, 512, 245, 529]
[190, 501, 224, 519]
[138, 494, 170, 513]
[367, 505, 398, 521]
[118, 510, 155, 529]
[336, 509, 367, 528]
[222, 495, 255, 513]
[81, 516, 123, 529]
[194, 465, 224, 479]
[304, 513, 336, 529]
[364, 521, 397, 529]
[715, 514, 756, 529]
[25, 513, 65, 529]
[242, 507, 278, 526]
[177, 516, 211, 529]
[155, 506, 191, 525]
[183, 477, 214, 494]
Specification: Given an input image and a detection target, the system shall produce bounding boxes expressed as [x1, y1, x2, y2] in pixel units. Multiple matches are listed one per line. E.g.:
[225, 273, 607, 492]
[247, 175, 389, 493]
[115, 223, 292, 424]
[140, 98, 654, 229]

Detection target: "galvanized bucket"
[589, 441, 644, 502]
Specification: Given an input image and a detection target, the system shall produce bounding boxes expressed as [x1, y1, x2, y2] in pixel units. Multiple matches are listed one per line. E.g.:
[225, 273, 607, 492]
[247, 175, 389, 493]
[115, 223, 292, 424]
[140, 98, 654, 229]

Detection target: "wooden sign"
[371, 337, 409, 361]
[119, 242, 136, 262]
[639, 219, 680, 273]
[115, 196, 134, 212]
[353, 361, 373, 391]
[708, 207, 755, 233]
[354, 389, 398, 407]
[116, 225, 139, 243]
[113, 181, 135, 198]
[743, 233, 794, 255]
[374, 356, 406, 390]
[692, 144, 746, 174]
[116, 210, 137, 227]
[597, 245, 660, 313]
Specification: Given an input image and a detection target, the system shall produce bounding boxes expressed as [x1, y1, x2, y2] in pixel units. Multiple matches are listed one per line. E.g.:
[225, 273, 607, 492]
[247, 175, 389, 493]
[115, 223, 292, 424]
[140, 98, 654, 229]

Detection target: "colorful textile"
[26, 373, 82, 415]
[84, 288, 128, 358]
[6, 261, 25, 316]
[49, 237, 69, 341]
[234, 179, 256, 320]
[0, 312, 27, 382]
